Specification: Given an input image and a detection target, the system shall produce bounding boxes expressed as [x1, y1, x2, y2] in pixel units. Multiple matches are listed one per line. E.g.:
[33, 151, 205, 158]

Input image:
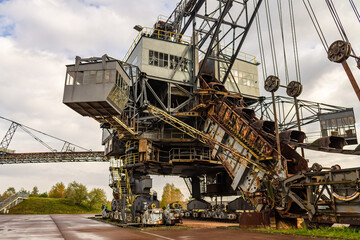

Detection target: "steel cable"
[289, 0, 301, 83]
[326, 0, 357, 57]
[325, 0, 348, 42]
[0, 115, 91, 152]
[254, 0, 268, 81]
[349, 0, 360, 23]
[302, 0, 329, 52]
[264, 0, 279, 77]
[277, 0, 290, 84]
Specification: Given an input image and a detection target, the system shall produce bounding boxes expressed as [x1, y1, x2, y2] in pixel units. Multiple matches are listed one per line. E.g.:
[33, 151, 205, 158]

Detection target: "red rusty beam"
[342, 60, 360, 102]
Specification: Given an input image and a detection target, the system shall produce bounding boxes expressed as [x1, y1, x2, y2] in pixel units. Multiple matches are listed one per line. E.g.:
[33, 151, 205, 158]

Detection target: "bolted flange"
[264, 75, 280, 92]
[328, 40, 351, 63]
[286, 81, 302, 97]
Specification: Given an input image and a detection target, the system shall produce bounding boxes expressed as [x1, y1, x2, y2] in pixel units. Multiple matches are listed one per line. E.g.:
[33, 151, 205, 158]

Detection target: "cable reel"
[264, 76, 302, 97]
[328, 40, 352, 63]
[286, 81, 303, 97]
[264, 75, 280, 92]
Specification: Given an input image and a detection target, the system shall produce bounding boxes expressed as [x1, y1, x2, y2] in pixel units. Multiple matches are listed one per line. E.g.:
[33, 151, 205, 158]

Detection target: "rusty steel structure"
[61, 0, 360, 227]
[253, 96, 357, 144]
[0, 116, 106, 164]
[0, 151, 106, 165]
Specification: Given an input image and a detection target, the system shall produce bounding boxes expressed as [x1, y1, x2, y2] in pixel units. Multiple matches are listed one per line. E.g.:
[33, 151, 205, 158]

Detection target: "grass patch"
[223, 226, 360, 240]
[7, 197, 101, 214]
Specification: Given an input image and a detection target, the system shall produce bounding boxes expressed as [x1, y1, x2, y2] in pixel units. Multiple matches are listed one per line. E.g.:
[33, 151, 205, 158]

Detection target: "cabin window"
[170, 55, 179, 69]
[231, 70, 256, 87]
[149, 50, 154, 65]
[83, 71, 90, 84]
[163, 54, 168, 68]
[181, 59, 189, 72]
[66, 72, 75, 85]
[158, 53, 168, 67]
[96, 71, 103, 84]
[76, 71, 83, 85]
[170, 54, 190, 72]
[153, 51, 159, 66]
[149, 50, 190, 72]
[89, 71, 97, 83]
[104, 70, 110, 83]
[149, 50, 170, 69]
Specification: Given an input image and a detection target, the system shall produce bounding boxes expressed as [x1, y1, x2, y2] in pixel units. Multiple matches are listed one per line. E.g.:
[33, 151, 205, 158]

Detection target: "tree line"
[1, 182, 186, 210]
[0, 181, 107, 209]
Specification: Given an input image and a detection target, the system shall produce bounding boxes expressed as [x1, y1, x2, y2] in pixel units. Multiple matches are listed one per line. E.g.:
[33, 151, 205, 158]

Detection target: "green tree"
[160, 183, 184, 208]
[4, 187, 16, 196]
[88, 188, 107, 209]
[49, 182, 66, 198]
[0, 187, 16, 202]
[19, 188, 30, 195]
[1, 187, 16, 201]
[66, 181, 88, 205]
[30, 186, 39, 197]
[39, 192, 48, 198]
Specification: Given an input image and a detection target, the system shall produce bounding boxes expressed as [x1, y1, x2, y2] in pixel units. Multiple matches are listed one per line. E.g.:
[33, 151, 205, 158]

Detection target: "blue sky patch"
[0, 15, 14, 37]
[1, 24, 14, 37]
[89, 3, 100, 8]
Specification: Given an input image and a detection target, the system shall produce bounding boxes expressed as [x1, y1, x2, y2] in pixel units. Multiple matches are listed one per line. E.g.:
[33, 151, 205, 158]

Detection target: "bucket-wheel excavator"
[63, 0, 360, 227]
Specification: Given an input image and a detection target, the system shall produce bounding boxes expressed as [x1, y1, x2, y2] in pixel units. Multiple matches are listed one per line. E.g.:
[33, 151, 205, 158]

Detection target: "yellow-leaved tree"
[160, 183, 184, 208]
[48, 182, 66, 198]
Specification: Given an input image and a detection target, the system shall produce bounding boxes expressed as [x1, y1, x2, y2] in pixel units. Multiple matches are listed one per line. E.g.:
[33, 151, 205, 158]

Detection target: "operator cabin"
[125, 26, 260, 104]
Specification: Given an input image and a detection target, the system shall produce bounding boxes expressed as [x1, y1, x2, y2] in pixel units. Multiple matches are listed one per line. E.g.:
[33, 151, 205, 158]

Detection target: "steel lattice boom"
[0, 151, 106, 165]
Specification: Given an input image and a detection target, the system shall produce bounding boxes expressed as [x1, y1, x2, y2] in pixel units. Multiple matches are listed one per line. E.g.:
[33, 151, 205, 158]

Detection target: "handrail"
[199, 45, 258, 64]
[123, 27, 191, 62]
[0, 192, 28, 210]
[221, 45, 258, 64]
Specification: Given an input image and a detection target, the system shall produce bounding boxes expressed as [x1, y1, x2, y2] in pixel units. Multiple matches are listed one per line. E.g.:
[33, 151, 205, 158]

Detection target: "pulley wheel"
[331, 164, 341, 170]
[311, 163, 322, 172]
[264, 75, 280, 92]
[328, 40, 351, 63]
[286, 81, 302, 97]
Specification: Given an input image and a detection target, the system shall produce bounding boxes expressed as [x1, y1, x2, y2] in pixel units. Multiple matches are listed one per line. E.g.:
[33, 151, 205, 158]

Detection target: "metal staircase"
[0, 192, 29, 214]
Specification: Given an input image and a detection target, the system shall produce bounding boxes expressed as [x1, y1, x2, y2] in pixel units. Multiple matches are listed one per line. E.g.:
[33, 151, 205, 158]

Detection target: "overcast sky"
[0, 0, 359, 201]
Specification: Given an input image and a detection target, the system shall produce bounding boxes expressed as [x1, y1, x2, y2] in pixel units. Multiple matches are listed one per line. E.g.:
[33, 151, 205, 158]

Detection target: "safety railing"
[170, 131, 192, 140]
[124, 152, 139, 165]
[125, 140, 137, 150]
[109, 153, 139, 168]
[110, 157, 120, 168]
[123, 27, 191, 62]
[0, 192, 28, 212]
[169, 147, 213, 161]
[222, 45, 257, 64]
[140, 130, 193, 140]
[199, 45, 258, 64]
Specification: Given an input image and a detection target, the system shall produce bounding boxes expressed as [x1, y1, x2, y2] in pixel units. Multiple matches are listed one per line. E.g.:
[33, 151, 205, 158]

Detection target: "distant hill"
[8, 197, 101, 214]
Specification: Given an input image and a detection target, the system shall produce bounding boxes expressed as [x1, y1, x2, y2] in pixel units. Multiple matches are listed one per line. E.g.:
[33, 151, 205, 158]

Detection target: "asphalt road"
[0, 214, 328, 240]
